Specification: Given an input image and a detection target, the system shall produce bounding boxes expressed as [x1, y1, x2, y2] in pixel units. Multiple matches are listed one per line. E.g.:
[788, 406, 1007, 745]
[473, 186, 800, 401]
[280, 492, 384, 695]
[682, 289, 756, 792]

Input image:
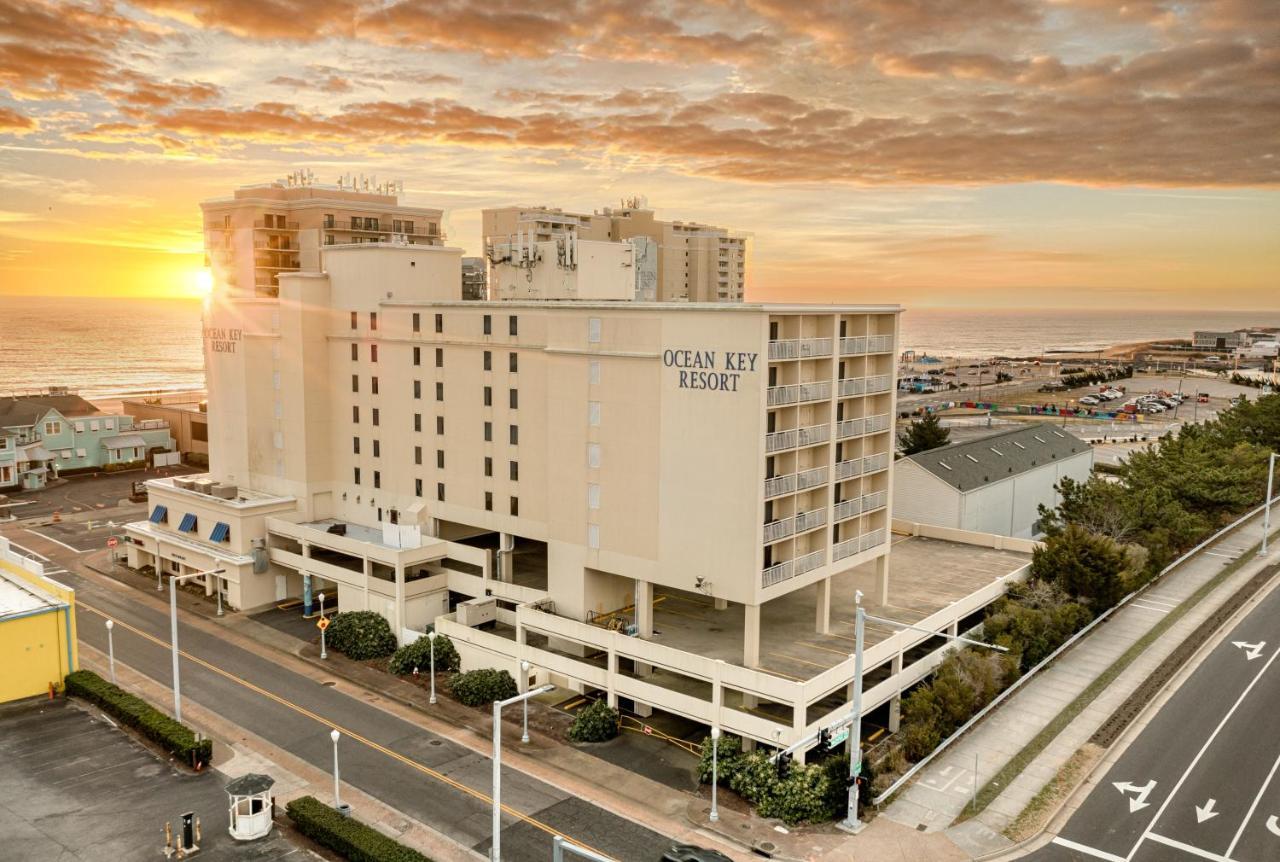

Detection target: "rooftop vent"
[210, 484, 237, 499]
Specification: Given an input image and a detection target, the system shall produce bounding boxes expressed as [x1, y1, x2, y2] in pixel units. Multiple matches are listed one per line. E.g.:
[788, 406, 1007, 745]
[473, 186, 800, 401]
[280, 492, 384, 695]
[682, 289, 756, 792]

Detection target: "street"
[7, 535, 676, 862]
[1027, 575, 1280, 862]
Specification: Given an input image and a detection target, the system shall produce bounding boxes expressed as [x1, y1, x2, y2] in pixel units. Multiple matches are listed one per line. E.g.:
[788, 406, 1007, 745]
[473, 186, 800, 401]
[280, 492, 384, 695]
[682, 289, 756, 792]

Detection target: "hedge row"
[566, 700, 619, 742]
[388, 633, 460, 676]
[448, 668, 517, 707]
[328, 611, 398, 660]
[65, 669, 212, 768]
[286, 795, 433, 862]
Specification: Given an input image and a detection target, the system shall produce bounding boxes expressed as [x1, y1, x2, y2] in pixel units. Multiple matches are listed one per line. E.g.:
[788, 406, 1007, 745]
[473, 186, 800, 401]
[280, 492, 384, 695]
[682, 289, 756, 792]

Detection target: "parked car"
[1079, 395, 1101, 406]
[661, 846, 734, 862]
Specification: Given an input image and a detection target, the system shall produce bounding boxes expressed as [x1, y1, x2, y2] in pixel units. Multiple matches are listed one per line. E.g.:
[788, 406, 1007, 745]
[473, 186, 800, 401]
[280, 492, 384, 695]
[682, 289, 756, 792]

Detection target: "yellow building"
[0, 537, 77, 702]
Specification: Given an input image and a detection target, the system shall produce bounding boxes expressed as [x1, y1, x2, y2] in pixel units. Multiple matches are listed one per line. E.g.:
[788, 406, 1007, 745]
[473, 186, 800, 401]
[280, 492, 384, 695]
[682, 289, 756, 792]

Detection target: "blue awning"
[209, 522, 230, 543]
[149, 505, 168, 524]
[178, 513, 197, 533]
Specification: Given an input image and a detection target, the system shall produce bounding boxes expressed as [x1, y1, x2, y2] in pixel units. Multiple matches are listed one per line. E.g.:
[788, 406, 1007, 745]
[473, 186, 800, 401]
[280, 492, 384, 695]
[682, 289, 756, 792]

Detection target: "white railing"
[767, 385, 798, 407]
[832, 536, 859, 561]
[834, 498, 862, 522]
[866, 413, 892, 433]
[765, 429, 797, 453]
[762, 559, 794, 587]
[795, 549, 826, 575]
[840, 336, 868, 355]
[837, 418, 865, 440]
[863, 451, 890, 473]
[865, 374, 892, 394]
[797, 466, 828, 491]
[763, 518, 794, 543]
[769, 340, 799, 360]
[839, 377, 866, 397]
[794, 509, 826, 533]
[861, 490, 888, 512]
[799, 337, 833, 357]
[764, 473, 797, 498]
[868, 334, 894, 354]
[797, 424, 830, 447]
[860, 528, 887, 551]
[835, 458, 863, 480]
[801, 381, 831, 402]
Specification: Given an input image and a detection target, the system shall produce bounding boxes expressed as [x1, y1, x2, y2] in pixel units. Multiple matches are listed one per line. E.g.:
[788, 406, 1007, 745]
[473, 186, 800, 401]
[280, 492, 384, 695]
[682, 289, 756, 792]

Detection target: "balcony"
[796, 466, 828, 491]
[834, 497, 862, 522]
[835, 458, 863, 480]
[762, 559, 794, 588]
[832, 528, 887, 562]
[868, 334, 894, 354]
[795, 549, 826, 576]
[764, 473, 797, 498]
[765, 429, 798, 453]
[766, 380, 831, 406]
[254, 238, 297, 250]
[863, 452, 890, 473]
[796, 424, 830, 447]
[254, 219, 298, 230]
[865, 374, 892, 394]
[836, 418, 865, 440]
[839, 336, 868, 356]
[838, 377, 865, 397]
[794, 509, 826, 534]
[866, 413, 892, 434]
[763, 518, 794, 543]
[861, 490, 888, 512]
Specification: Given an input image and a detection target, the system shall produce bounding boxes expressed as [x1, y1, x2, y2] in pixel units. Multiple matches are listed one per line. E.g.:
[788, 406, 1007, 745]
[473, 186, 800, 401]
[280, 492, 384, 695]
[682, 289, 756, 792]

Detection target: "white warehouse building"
[893, 425, 1093, 539]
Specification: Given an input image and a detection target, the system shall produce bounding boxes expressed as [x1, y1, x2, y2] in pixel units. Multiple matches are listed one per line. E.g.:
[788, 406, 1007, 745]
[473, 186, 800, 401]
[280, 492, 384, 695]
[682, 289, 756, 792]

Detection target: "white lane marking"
[1205, 551, 1236, 558]
[1146, 832, 1238, 862]
[1137, 596, 1178, 609]
[1050, 836, 1127, 862]
[1267, 814, 1280, 837]
[1232, 641, 1265, 661]
[1195, 798, 1218, 823]
[1131, 601, 1170, 615]
[1226, 747, 1280, 855]
[1128, 643, 1280, 861]
[23, 528, 86, 554]
[1114, 779, 1157, 812]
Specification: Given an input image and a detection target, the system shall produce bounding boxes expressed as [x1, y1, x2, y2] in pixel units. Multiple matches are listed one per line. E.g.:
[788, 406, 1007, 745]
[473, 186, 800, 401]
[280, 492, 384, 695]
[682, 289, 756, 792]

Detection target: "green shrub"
[448, 668, 517, 706]
[286, 795, 432, 862]
[566, 700, 619, 742]
[65, 669, 212, 768]
[898, 647, 1019, 761]
[327, 611, 398, 661]
[388, 633, 459, 676]
[697, 733, 745, 784]
[983, 581, 1093, 672]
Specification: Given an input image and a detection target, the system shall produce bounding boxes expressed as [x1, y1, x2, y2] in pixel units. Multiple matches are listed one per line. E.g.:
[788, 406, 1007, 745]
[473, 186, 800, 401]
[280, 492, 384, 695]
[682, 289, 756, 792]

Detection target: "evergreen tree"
[898, 412, 950, 455]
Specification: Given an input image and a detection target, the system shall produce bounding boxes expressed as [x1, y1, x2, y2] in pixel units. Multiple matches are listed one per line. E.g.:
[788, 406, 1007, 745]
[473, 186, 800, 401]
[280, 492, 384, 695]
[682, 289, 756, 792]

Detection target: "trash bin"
[337, 802, 352, 818]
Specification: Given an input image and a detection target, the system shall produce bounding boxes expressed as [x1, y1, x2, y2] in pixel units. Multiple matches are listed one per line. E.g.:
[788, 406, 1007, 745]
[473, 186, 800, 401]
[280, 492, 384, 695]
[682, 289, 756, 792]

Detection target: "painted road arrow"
[1113, 779, 1157, 813]
[1195, 799, 1218, 823]
[1267, 814, 1280, 837]
[1233, 640, 1266, 660]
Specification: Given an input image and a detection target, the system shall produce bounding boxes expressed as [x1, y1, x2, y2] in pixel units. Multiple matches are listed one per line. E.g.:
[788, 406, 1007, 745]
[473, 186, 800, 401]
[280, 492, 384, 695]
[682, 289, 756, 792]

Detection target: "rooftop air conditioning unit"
[174, 478, 197, 491]
[193, 479, 215, 495]
[456, 597, 497, 628]
[210, 484, 237, 499]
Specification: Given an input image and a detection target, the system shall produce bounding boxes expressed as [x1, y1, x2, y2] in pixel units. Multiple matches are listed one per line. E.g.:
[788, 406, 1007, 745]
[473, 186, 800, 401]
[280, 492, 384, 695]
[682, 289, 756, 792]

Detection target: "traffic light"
[816, 728, 831, 756]
[776, 751, 793, 779]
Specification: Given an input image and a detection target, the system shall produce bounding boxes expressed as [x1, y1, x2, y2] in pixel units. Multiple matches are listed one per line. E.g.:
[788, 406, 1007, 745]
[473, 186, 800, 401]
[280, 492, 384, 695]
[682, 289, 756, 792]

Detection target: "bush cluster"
[448, 668, 517, 707]
[898, 648, 1019, 760]
[1060, 365, 1133, 389]
[388, 633, 459, 676]
[566, 700, 619, 742]
[103, 459, 146, 473]
[327, 611, 398, 660]
[65, 669, 212, 768]
[286, 795, 433, 862]
[982, 581, 1093, 672]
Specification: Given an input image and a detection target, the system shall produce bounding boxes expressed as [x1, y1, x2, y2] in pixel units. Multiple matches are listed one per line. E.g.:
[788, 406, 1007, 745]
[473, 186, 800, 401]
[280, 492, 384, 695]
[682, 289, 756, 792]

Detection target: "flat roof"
[0, 571, 60, 619]
[148, 475, 294, 508]
[379, 296, 902, 314]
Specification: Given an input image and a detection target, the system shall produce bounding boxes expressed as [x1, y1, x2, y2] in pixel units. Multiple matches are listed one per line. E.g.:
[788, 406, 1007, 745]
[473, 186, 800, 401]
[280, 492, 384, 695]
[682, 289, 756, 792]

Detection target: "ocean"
[0, 297, 1274, 399]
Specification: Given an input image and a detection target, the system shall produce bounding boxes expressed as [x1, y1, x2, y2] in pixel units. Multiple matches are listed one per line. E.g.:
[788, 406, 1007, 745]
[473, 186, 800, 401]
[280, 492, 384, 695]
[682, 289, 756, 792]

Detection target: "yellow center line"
[77, 601, 617, 861]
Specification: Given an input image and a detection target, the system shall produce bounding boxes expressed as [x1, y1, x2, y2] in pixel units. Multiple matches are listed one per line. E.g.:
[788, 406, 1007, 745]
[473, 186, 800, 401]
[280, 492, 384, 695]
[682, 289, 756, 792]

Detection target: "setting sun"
[189, 267, 213, 298]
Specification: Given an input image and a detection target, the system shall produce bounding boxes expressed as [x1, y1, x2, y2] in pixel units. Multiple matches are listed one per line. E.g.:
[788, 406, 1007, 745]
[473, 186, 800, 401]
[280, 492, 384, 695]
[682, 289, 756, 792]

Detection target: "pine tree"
[898, 412, 950, 455]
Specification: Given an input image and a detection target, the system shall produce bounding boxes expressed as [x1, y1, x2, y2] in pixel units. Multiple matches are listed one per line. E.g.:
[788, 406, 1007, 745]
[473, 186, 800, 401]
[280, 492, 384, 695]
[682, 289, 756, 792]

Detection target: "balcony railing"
[860, 528, 887, 551]
[861, 490, 888, 512]
[763, 518, 794, 543]
[254, 239, 297, 250]
[794, 509, 827, 534]
[863, 451, 890, 473]
[797, 424, 830, 447]
[838, 377, 865, 397]
[762, 559, 794, 588]
[833, 528, 887, 562]
[764, 473, 797, 498]
[835, 458, 863, 480]
[866, 413, 892, 433]
[768, 338, 833, 360]
[868, 334, 894, 354]
[796, 466, 828, 491]
[766, 380, 831, 407]
[840, 336, 868, 355]
[836, 418, 865, 440]
[253, 219, 298, 230]
[834, 497, 862, 522]
[795, 549, 826, 575]
[765, 429, 797, 453]
[865, 374, 892, 394]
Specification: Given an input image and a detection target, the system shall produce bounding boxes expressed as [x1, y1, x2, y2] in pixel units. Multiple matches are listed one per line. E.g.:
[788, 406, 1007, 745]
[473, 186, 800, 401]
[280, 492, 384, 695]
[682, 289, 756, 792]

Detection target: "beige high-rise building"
[483, 197, 746, 302]
[202, 173, 444, 297]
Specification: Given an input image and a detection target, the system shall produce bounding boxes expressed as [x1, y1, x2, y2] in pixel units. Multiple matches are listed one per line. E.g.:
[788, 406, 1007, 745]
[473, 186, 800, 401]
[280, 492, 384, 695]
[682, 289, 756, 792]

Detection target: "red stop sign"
[107, 537, 118, 548]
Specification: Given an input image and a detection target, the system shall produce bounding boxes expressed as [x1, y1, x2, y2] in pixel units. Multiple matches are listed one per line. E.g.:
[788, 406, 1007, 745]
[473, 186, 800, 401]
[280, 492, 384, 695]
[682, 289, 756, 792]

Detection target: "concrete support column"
[393, 564, 405, 643]
[606, 648, 618, 709]
[947, 620, 959, 637]
[888, 694, 901, 732]
[203, 573, 214, 596]
[743, 603, 761, 669]
[635, 579, 654, 638]
[874, 554, 890, 606]
[362, 558, 372, 611]
[498, 532, 515, 583]
[712, 659, 724, 729]
[815, 577, 831, 635]
[714, 597, 728, 611]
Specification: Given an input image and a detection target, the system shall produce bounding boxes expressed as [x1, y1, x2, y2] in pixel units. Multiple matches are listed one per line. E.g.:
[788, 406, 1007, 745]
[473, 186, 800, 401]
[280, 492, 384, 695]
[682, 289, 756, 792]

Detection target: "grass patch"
[1002, 744, 1102, 842]
[957, 532, 1266, 822]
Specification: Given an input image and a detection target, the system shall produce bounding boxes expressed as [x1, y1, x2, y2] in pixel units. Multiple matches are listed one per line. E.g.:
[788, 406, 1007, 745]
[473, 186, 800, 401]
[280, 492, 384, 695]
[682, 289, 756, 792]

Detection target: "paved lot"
[1, 465, 198, 521]
[0, 698, 313, 861]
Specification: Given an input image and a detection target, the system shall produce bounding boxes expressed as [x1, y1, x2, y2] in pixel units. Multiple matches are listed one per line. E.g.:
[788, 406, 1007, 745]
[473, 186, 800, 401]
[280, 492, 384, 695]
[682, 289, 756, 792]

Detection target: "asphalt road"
[1026, 575, 1280, 862]
[10, 539, 675, 862]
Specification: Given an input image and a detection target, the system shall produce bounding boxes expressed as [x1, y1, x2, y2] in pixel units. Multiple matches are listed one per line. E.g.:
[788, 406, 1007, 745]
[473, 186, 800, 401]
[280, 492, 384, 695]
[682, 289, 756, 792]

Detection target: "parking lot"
[0, 464, 198, 522]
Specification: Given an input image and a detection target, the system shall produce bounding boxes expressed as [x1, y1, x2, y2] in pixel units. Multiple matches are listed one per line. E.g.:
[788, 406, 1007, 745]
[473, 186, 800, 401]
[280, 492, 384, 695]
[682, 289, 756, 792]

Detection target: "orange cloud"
[0, 105, 35, 132]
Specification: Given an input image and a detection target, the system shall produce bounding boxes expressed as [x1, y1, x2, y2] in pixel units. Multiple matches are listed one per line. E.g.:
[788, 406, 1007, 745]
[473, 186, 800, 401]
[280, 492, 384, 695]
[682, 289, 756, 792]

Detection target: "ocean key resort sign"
[663, 348, 759, 392]
[203, 327, 243, 354]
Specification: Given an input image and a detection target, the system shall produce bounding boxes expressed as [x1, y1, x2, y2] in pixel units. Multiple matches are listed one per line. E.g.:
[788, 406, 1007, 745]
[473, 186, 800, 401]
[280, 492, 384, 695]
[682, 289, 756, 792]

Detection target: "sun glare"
[190, 268, 213, 297]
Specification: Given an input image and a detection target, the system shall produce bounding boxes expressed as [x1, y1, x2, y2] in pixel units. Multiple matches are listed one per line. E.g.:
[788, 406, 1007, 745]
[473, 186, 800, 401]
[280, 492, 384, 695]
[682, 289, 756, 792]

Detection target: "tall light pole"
[330, 729, 342, 809]
[427, 631, 438, 704]
[709, 726, 721, 822]
[168, 568, 225, 724]
[1262, 452, 1276, 557]
[318, 592, 328, 660]
[492, 683, 555, 861]
[105, 619, 116, 685]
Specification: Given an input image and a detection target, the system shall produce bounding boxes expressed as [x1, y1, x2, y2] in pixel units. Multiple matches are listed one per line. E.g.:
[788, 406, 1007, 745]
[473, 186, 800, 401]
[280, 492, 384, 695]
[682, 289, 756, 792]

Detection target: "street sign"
[317, 616, 329, 631]
[106, 537, 118, 548]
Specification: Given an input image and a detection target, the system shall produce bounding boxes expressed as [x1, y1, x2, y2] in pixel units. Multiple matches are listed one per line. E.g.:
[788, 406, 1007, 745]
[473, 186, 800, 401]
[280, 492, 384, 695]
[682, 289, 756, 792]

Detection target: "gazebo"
[225, 773, 275, 841]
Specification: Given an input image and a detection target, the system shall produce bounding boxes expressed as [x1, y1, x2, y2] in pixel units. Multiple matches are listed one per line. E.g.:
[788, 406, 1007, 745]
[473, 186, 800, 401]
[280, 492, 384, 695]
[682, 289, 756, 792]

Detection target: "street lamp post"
[520, 660, 531, 744]
[709, 726, 721, 822]
[318, 592, 328, 660]
[491, 683, 555, 862]
[330, 729, 342, 809]
[168, 568, 225, 724]
[1262, 452, 1277, 557]
[427, 631, 438, 704]
[105, 619, 116, 685]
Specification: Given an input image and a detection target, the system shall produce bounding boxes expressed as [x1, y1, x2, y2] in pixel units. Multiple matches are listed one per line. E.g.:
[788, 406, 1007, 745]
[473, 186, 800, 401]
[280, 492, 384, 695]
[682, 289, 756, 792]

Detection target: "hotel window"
[413, 347, 421, 366]
[370, 312, 378, 331]
[436, 449, 444, 469]
[589, 360, 601, 385]
[74, 421, 85, 432]
[436, 416, 444, 434]
[414, 413, 422, 432]
[372, 408, 380, 426]
[351, 311, 357, 330]
[509, 352, 518, 373]
[352, 405, 360, 423]
[587, 443, 601, 468]
[483, 386, 493, 407]
[484, 456, 493, 477]
[434, 313, 443, 333]
[510, 496, 519, 516]
[509, 425, 519, 445]
[404, 220, 414, 234]
[354, 467, 361, 484]
[588, 483, 600, 509]
[508, 315, 518, 336]
[414, 380, 422, 399]
[435, 348, 444, 368]
[509, 461, 519, 481]
[483, 350, 492, 371]
[352, 437, 360, 455]
[414, 446, 422, 465]
[484, 491, 493, 512]
[587, 524, 600, 549]
[509, 389, 518, 409]
[412, 312, 421, 333]
[371, 344, 378, 362]
[373, 440, 381, 457]
[483, 314, 492, 335]
[371, 376, 379, 395]
[324, 214, 334, 229]
[588, 317, 601, 343]
[44, 421, 62, 435]
[484, 421, 492, 442]
[588, 401, 601, 426]
[415, 478, 423, 497]
[373, 470, 381, 489]
[435, 382, 444, 401]
[350, 216, 361, 230]
[437, 483, 445, 501]
[352, 343, 359, 361]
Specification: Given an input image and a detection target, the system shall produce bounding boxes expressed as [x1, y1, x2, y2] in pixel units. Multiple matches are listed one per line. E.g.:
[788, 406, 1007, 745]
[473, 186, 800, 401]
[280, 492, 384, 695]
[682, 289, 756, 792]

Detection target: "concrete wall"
[0, 538, 77, 702]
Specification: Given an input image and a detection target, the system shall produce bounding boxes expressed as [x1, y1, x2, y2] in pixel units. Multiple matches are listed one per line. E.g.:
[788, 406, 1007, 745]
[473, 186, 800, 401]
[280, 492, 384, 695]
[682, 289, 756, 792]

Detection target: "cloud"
[269, 74, 353, 94]
[0, 106, 36, 133]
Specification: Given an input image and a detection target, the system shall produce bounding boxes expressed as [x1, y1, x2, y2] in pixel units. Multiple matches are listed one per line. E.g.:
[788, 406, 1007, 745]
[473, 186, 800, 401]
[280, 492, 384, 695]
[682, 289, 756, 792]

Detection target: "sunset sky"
[0, 0, 1276, 308]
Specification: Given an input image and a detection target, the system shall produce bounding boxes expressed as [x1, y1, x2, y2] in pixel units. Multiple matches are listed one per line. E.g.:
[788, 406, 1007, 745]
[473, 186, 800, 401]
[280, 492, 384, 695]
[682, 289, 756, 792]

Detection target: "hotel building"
[127, 189, 1032, 754]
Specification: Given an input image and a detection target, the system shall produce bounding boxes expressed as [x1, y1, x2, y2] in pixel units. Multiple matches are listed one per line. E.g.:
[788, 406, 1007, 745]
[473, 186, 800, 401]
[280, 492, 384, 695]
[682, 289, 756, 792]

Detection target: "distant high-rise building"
[461, 256, 487, 300]
[482, 197, 745, 302]
[202, 172, 444, 297]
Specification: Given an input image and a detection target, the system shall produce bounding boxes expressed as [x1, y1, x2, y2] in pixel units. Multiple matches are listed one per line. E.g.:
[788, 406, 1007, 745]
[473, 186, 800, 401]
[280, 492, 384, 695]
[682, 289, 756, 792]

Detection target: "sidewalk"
[882, 509, 1280, 857]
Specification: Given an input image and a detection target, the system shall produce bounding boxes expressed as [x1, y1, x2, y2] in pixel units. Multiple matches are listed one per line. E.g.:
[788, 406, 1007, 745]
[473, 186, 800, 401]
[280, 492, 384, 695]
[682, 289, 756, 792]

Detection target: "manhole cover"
[758, 842, 776, 852]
